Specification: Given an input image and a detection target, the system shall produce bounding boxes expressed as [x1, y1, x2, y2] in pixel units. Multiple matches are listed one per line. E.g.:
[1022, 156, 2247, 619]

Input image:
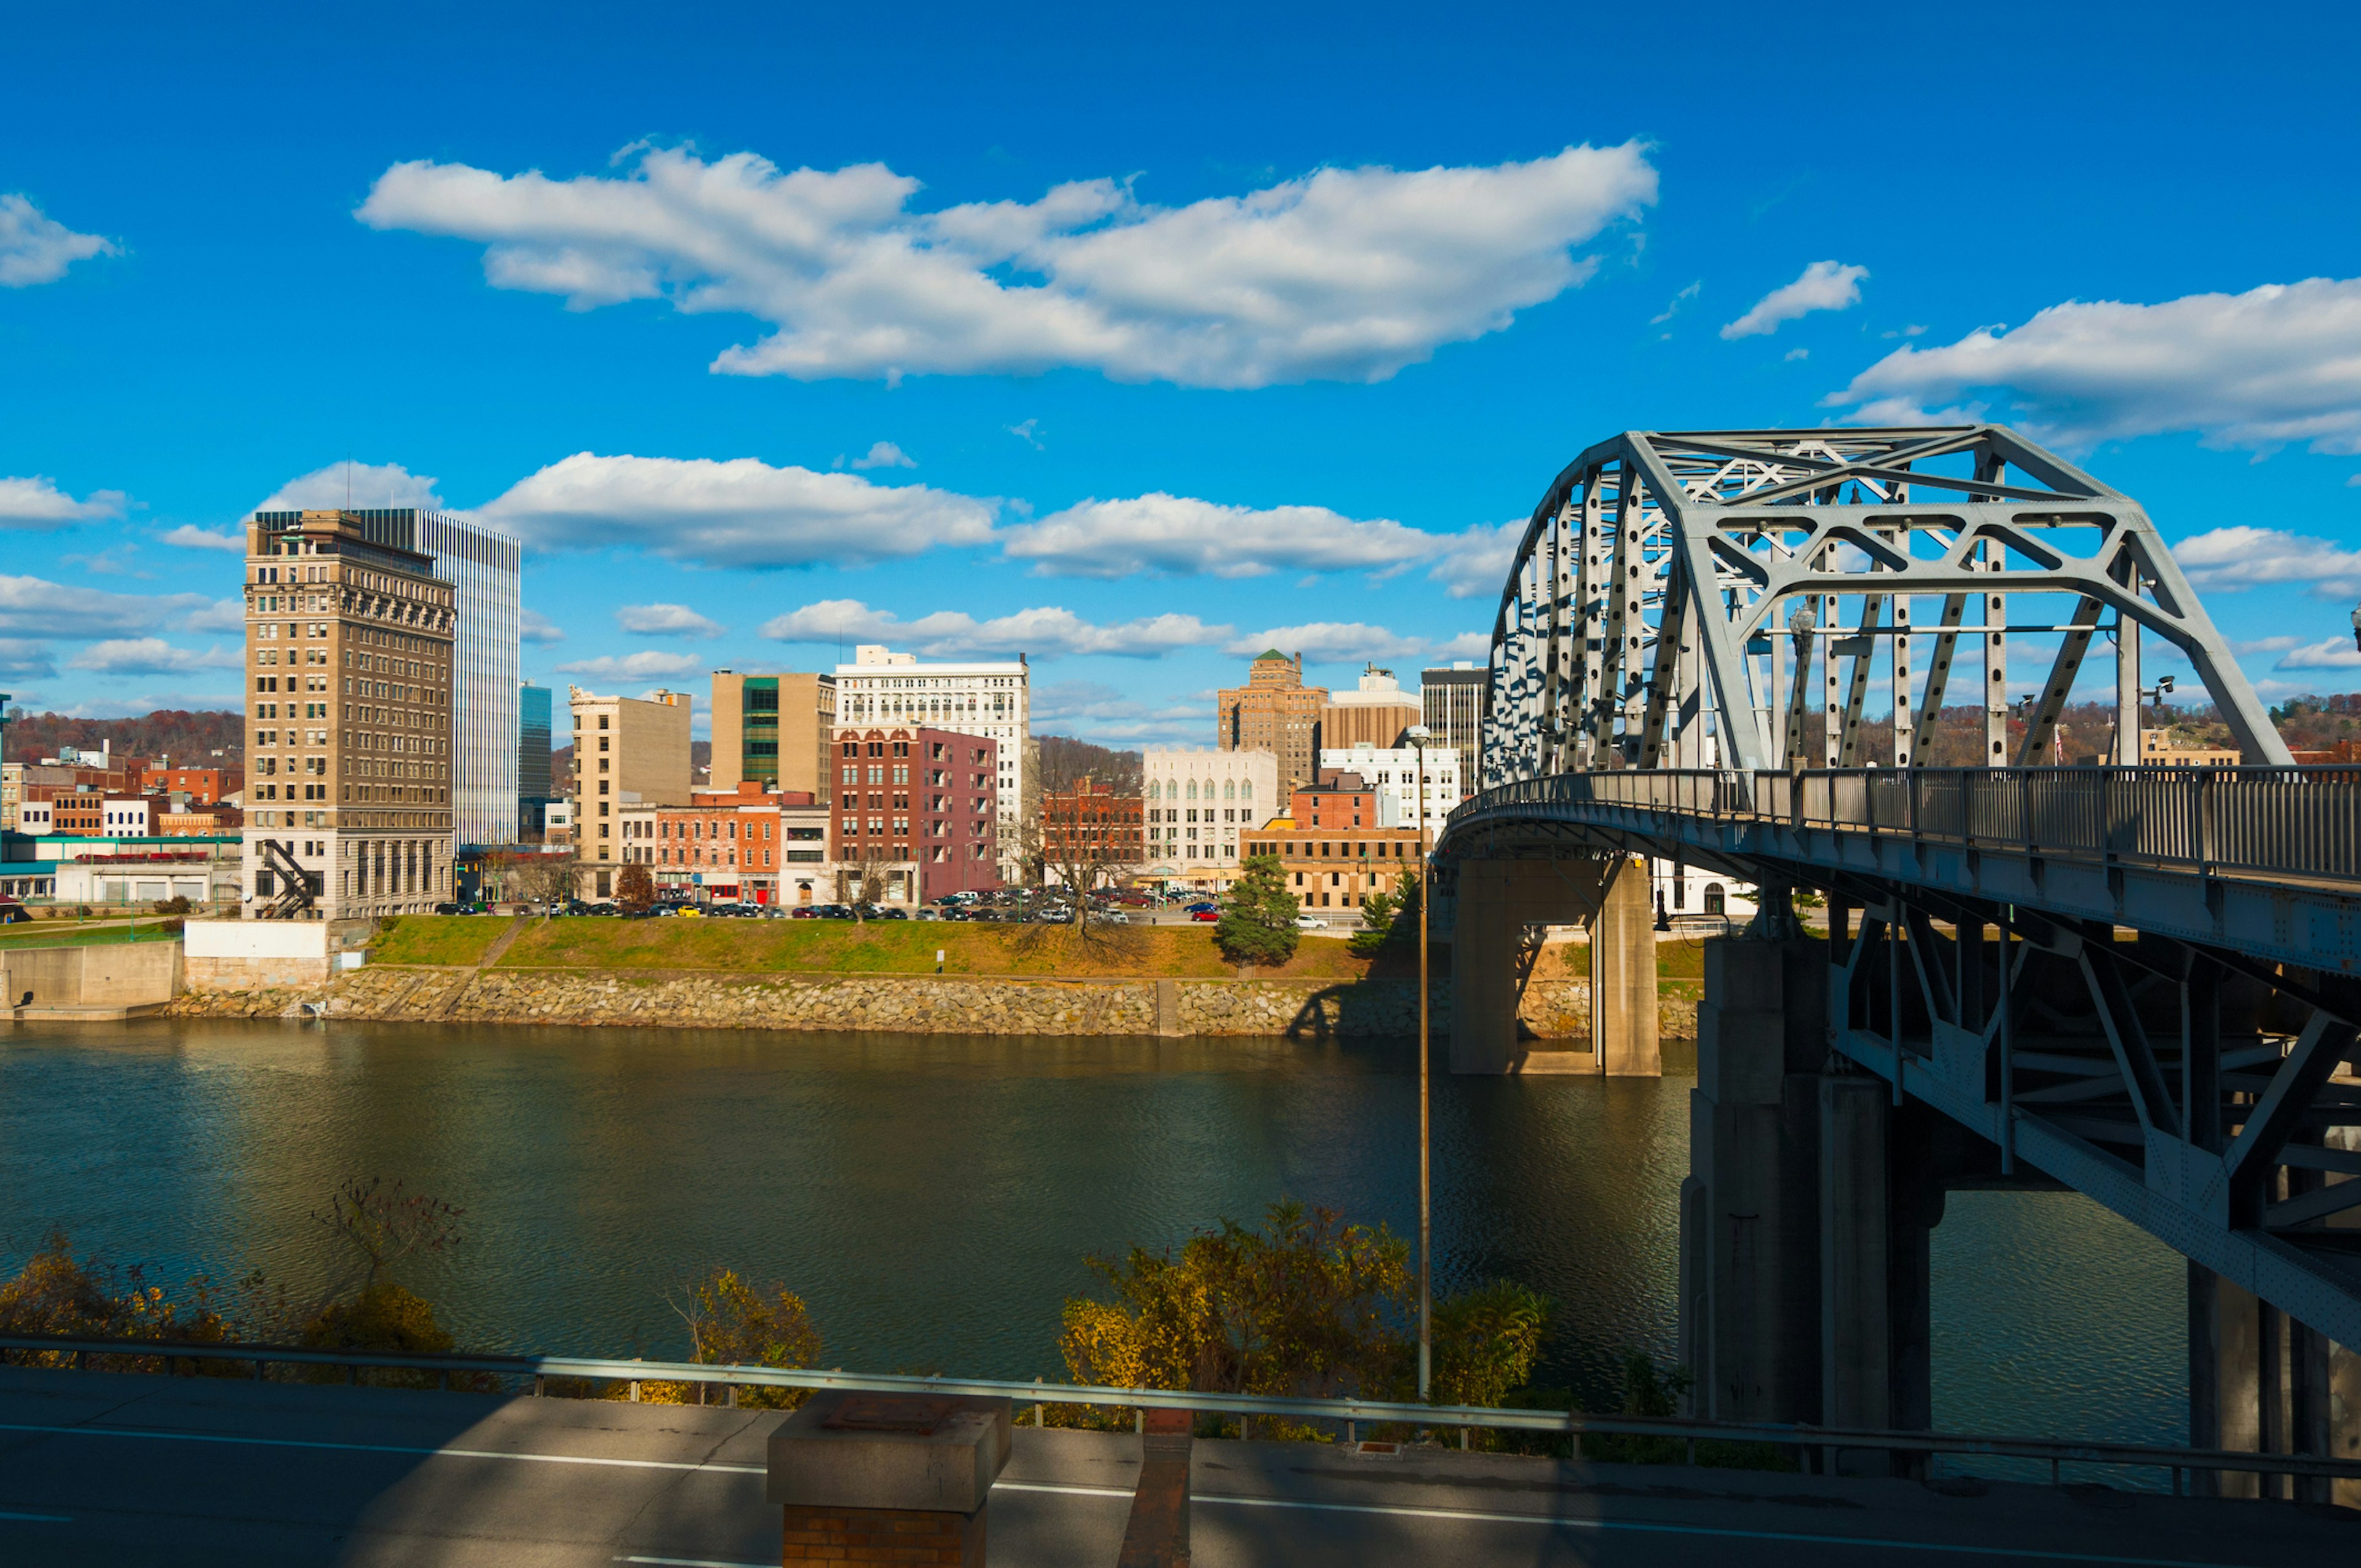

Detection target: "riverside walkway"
[2, 1365, 2354, 1566]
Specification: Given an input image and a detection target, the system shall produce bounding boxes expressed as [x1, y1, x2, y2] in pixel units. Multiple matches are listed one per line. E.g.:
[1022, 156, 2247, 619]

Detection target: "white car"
[1295, 914, 1325, 930]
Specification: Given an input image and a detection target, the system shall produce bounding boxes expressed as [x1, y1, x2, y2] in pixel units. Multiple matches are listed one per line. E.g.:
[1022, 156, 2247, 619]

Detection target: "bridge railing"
[1469, 766, 2361, 884]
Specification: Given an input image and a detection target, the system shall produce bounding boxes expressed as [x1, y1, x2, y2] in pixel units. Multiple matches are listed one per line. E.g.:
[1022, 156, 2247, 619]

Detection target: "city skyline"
[7, 4, 2361, 743]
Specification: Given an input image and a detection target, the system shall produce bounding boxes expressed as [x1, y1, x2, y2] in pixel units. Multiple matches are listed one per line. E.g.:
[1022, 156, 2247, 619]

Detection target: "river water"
[0, 1020, 2184, 1451]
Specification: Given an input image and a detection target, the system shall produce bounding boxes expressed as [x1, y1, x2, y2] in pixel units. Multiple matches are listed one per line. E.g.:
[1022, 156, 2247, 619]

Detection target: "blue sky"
[6, 1, 2361, 744]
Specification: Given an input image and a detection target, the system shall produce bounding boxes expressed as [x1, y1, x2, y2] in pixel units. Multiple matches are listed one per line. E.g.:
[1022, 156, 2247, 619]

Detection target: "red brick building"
[619, 782, 825, 905]
[1038, 775, 1143, 885]
[1239, 771, 1425, 911]
[141, 765, 242, 805]
[834, 726, 999, 902]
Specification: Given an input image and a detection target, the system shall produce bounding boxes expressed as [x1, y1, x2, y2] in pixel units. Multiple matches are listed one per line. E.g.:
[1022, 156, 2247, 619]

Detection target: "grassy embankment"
[370, 914, 1720, 997]
[0, 919, 184, 950]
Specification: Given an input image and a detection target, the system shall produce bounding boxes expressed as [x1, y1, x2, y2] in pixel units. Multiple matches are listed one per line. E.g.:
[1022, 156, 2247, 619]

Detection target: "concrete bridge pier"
[1446, 855, 1657, 1075]
[1679, 936, 1827, 1423]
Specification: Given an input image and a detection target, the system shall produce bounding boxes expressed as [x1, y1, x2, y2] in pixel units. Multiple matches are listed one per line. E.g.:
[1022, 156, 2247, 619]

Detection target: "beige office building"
[569, 685, 692, 898]
[710, 670, 838, 797]
[239, 510, 458, 919]
[1217, 650, 1329, 794]
[1317, 663, 1421, 751]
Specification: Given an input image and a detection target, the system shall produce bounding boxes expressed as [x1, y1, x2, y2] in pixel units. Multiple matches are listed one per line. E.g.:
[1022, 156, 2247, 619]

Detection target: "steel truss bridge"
[1436, 426, 2361, 1351]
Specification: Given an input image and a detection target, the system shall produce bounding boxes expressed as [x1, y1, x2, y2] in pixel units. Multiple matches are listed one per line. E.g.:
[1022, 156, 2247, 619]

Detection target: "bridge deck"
[2, 1366, 2353, 1565]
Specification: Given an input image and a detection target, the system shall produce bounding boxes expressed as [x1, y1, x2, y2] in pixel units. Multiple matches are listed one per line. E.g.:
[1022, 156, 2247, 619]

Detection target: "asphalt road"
[0, 1366, 2352, 1566]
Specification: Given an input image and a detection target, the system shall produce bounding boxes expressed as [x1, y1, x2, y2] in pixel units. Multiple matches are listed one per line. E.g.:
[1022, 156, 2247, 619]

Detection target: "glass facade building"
[264, 508, 521, 847]
[518, 681, 552, 834]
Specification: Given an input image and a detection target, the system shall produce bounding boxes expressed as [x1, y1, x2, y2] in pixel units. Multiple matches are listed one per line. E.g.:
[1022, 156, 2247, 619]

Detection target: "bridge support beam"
[1447, 856, 1656, 1075]
[1680, 936, 1825, 1423]
[1817, 1079, 1941, 1476]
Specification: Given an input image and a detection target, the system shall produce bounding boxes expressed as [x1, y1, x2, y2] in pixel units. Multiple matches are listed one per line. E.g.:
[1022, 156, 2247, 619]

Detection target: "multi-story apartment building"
[831, 724, 999, 903]
[834, 646, 1027, 879]
[1140, 747, 1277, 885]
[518, 682, 553, 836]
[616, 781, 825, 906]
[1217, 650, 1329, 793]
[1242, 780, 1425, 913]
[1316, 664, 1421, 751]
[1318, 742, 1463, 830]
[568, 685, 693, 899]
[1037, 775, 1143, 885]
[256, 507, 521, 849]
[710, 670, 839, 796]
[1422, 662, 1491, 796]
[240, 510, 459, 918]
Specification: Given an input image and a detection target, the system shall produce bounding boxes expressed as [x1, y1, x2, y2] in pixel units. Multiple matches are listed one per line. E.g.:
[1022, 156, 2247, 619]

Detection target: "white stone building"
[1141, 748, 1277, 884]
[833, 644, 1029, 880]
[1317, 742, 1463, 830]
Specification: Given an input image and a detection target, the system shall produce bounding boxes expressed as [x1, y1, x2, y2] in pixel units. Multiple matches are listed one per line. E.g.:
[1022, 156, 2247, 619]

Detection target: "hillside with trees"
[3, 707, 243, 766]
[1037, 734, 1142, 791]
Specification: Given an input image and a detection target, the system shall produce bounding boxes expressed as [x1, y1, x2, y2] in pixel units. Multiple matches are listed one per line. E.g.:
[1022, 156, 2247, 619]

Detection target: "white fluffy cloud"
[552, 651, 706, 681]
[520, 609, 566, 644]
[616, 602, 725, 638]
[1032, 679, 1209, 745]
[1722, 261, 1867, 339]
[1002, 493, 1444, 579]
[2173, 526, 2361, 598]
[1227, 621, 1431, 662]
[159, 524, 244, 552]
[1426, 519, 1524, 600]
[66, 639, 243, 675]
[0, 576, 226, 639]
[1827, 277, 2361, 452]
[2276, 638, 2361, 671]
[848, 441, 915, 470]
[474, 452, 994, 568]
[357, 141, 1656, 389]
[762, 598, 1226, 660]
[0, 195, 116, 287]
[0, 639, 57, 678]
[0, 475, 127, 529]
[256, 459, 445, 513]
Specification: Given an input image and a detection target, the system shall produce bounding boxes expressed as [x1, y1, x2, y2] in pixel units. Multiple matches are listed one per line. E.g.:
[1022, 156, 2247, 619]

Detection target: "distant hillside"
[1038, 734, 1142, 791]
[4, 707, 243, 767]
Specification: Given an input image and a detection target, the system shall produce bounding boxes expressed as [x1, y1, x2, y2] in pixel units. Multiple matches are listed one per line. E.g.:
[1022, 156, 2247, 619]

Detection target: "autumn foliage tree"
[615, 863, 655, 914]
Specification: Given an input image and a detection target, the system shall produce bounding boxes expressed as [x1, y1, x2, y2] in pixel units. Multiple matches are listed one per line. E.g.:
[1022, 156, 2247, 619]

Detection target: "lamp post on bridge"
[1406, 723, 1433, 1402]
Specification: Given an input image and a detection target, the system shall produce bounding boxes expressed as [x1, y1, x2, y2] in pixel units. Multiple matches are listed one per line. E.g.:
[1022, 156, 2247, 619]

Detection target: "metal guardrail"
[1465, 765, 2361, 887]
[6, 1332, 2357, 1492]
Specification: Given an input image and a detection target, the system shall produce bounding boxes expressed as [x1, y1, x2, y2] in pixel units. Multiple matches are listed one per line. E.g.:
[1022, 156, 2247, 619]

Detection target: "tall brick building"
[832, 725, 999, 903]
[1216, 649, 1329, 794]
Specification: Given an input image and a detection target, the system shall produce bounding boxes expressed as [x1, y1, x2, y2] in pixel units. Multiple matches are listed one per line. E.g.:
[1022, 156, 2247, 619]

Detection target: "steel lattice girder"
[1483, 426, 2289, 782]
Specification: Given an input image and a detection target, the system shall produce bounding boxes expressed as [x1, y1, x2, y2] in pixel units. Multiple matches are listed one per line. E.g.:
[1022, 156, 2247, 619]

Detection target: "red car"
[1189, 906, 1220, 922]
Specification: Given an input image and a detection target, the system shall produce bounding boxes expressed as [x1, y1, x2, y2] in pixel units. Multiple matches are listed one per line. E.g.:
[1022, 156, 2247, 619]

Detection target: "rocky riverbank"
[166, 963, 1703, 1040]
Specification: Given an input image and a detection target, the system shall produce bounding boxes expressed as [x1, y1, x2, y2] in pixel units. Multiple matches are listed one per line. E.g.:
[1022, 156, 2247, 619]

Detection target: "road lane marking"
[0, 1510, 74, 1522]
[1195, 1492, 2255, 1566]
[998, 1483, 2252, 1566]
[0, 1424, 2268, 1566]
[0, 1420, 765, 1475]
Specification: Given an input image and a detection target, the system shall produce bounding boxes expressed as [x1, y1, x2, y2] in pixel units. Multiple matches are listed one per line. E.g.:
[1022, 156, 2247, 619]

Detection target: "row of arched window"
[1146, 778, 1254, 803]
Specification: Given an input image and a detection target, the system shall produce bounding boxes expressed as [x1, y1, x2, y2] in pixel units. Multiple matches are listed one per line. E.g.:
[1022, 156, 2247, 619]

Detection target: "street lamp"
[1404, 723, 1434, 1402]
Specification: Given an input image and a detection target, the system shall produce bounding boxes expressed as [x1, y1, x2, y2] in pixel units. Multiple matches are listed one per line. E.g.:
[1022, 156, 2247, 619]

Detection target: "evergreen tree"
[1215, 853, 1299, 966]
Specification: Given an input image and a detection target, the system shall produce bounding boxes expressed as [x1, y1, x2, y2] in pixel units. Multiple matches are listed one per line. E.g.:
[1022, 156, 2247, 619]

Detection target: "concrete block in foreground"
[768, 1390, 1013, 1564]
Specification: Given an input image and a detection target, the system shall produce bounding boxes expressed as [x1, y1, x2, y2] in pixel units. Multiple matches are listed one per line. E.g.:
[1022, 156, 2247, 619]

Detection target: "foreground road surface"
[0, 1366, 2352, 1566]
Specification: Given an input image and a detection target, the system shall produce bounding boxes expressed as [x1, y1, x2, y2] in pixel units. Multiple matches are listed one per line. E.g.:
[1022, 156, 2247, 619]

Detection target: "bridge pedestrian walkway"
[1, 1365, 2352, 1566]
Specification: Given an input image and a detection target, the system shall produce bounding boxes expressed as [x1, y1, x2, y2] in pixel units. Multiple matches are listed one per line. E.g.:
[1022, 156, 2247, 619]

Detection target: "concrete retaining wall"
[182, 919, 371, 991]
[2, 940, 181, 1010]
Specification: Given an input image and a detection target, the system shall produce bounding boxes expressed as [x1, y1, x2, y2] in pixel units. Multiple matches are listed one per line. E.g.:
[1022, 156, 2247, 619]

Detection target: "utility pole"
[1407, 724, 1433, 1401]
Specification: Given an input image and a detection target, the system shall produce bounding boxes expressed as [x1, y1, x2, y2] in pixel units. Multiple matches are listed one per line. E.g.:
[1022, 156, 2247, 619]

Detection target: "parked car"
[1189, 907, 1220, 922]
[1183, 901, 1218, 915]
[1295, 914, 1325, 930]
[914, 908, 941, 921]
[815, 904, 855, 920]
[432, 901, 462, 915]
[789, 906, 820, 919]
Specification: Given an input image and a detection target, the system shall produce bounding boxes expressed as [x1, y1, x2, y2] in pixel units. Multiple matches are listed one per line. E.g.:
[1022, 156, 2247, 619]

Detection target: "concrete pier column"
[1680, 936, 1826, 1422]
[1818, 1075, 1890, 1436]
[1445, 857, 1612, 1075]
[1592, 859, 1660, 1077]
